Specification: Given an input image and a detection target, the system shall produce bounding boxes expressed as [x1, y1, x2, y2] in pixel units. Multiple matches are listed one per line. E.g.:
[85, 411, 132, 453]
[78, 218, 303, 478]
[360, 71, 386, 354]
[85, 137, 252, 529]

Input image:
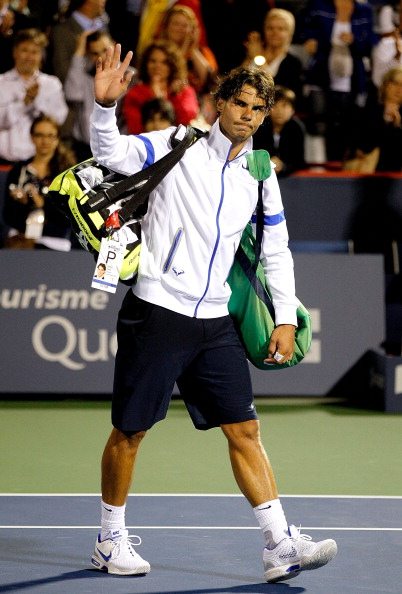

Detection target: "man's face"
[87, 35, 110, 64]
[13, 41, 42, 75]
[216, 85, 267, 146]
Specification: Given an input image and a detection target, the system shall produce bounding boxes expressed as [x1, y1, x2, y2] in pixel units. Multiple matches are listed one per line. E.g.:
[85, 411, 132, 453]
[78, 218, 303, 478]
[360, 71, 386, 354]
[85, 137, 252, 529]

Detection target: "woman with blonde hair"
[241, 8, 303, 102]
[157, 4, 218, 94]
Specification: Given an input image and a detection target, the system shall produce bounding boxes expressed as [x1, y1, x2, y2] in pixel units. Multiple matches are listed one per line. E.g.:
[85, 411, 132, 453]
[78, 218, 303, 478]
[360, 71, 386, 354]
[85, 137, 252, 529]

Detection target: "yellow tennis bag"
[48, 126, 206, 283]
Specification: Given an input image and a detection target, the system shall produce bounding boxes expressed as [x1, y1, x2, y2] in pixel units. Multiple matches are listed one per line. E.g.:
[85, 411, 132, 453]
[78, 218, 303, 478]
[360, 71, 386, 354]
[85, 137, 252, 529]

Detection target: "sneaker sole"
[91, 554, 151, 576]
[265, 539, 338, 583]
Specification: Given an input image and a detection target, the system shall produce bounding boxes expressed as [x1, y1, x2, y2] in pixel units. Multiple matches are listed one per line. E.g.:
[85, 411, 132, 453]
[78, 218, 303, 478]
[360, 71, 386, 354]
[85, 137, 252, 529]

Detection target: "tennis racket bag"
[48, 125, 206, 283]
[227, 150, 312, 369]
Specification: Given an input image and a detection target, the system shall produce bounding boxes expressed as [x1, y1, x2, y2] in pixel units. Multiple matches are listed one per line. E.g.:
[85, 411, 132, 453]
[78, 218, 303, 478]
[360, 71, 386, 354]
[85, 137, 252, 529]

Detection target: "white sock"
[100, 500, 126, 541]
[253, 498, 288, 549]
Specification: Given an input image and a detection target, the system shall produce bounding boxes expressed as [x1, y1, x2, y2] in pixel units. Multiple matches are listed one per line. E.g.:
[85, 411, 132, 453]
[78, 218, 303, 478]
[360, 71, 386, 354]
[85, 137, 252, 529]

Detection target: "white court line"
[1, 493, 402, 499]
[1, 526, 401, 531]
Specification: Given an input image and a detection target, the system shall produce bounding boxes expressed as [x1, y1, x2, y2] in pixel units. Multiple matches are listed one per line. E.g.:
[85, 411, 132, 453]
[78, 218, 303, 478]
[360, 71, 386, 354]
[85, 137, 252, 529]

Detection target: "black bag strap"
[254, 180, 264, 269]
[85, 126, 207, 230]
[233, 179, 276, 321]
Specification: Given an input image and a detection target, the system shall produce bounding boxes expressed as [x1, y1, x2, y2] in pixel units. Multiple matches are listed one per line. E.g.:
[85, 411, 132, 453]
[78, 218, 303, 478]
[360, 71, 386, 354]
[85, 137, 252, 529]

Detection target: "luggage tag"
[91, 231, 127, 294]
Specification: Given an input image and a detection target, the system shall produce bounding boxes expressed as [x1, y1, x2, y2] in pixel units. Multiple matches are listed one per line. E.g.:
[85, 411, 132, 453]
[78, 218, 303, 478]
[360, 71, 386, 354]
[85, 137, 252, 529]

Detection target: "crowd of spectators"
[1, 0, 402, 250]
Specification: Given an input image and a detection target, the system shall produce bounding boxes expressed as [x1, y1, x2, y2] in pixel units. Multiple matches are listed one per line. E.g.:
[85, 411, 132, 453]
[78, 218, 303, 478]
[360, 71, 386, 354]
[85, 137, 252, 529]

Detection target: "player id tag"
[91, 233, 126, 294]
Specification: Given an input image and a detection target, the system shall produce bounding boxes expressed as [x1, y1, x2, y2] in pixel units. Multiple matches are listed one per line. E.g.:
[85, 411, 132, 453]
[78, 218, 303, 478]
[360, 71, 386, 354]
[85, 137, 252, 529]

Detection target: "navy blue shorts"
[112, 290, 257, 432]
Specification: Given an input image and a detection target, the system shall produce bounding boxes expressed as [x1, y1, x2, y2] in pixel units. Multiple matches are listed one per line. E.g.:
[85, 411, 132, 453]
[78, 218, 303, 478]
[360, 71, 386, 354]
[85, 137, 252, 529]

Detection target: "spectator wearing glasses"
[3, 114, 75, 250]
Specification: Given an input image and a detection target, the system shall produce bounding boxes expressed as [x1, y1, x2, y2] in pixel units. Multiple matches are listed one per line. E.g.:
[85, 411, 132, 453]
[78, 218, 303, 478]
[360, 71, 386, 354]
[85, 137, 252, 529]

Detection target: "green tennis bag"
[227, 222, 312, 370]
[227, 149, 312, 370]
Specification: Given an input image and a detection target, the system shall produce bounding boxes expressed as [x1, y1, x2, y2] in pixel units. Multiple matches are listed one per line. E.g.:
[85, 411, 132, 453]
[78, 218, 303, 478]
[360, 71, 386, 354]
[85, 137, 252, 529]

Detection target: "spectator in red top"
[123, 40, 199, 135]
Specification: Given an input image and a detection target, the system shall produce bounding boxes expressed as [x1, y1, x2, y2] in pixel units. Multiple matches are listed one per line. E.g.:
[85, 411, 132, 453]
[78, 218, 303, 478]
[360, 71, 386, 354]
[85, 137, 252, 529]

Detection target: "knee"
[221, 420, 261, 447]
[110, 427, 147, 451]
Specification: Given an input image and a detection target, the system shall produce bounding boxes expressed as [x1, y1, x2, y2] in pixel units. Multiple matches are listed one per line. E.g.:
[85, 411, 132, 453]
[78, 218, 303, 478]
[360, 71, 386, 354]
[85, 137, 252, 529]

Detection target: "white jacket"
[90, 102, 298, 324]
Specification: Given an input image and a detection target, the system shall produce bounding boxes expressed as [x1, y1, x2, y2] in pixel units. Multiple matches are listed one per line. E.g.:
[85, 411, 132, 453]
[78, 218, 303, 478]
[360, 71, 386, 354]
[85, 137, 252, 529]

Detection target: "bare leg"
[221, 419, 278, 506]
[101, 427, 146, 506]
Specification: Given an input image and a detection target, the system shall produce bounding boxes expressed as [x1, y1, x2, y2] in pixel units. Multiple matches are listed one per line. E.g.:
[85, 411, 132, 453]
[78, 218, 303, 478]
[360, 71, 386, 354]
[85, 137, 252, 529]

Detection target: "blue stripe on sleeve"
[251, 210, 285, 226]
[136, 135, 155, 169]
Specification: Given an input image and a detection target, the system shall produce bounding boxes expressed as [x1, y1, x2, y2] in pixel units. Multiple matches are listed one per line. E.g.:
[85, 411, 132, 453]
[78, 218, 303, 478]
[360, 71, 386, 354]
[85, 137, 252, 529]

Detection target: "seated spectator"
[345, 66, 402, 172]
[156, 4, 218, 95]
[301, 0, 377, 161]
[3, 114, 76, 250]
[50, 0, 109, 83]
[241, 8, 303, 105]
[253, 86, 306, 177]
[123, 40, 199, 135]
[64, 29, 116, 162]
[141, 97, 176, 132]
[0, 0, 38, 73]
[371, 5, 402, 89]
[0, 28, 68, 164]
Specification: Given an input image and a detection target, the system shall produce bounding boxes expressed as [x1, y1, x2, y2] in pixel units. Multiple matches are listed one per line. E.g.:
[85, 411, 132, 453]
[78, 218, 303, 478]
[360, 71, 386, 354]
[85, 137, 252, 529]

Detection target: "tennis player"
[88, 43, 337, 583]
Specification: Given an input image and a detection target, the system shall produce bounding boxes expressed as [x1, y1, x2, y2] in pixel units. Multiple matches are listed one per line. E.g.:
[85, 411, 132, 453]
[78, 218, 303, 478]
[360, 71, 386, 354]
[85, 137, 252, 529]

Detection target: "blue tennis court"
[1, 494, 401, 593]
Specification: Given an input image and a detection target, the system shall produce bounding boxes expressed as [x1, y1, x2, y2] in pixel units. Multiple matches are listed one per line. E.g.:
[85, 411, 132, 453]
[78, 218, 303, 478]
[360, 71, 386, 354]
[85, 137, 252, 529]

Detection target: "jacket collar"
[207, 118, 253, 163]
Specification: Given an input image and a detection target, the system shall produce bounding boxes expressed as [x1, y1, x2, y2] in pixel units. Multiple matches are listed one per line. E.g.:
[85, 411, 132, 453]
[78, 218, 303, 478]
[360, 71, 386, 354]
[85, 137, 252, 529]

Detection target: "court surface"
[2, 398, 402, 593]
[1, 494, 402, 594]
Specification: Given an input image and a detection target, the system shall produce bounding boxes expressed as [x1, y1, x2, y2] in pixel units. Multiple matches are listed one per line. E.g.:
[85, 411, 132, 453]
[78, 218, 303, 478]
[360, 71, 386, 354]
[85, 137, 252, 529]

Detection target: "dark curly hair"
[213, 67, 275, 111]
[138, 40, 187, 86]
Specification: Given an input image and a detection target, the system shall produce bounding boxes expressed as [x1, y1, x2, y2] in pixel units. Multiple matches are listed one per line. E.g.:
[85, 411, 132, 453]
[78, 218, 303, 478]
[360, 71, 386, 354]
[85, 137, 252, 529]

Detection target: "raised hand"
[94, 43, 134, 106]
[244, 31, 264, 60]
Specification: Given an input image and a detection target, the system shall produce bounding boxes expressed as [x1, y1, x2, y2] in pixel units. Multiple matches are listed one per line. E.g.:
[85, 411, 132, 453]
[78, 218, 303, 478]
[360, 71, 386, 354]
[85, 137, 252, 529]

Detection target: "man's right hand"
[94, 43, 134, 107]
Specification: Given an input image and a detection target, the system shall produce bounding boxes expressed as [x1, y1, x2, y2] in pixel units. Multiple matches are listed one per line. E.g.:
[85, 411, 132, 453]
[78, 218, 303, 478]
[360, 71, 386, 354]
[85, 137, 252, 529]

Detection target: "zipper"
[193, 161, 228, 317]
[162, 227, 183, 273]
[193, 148, 249, 318]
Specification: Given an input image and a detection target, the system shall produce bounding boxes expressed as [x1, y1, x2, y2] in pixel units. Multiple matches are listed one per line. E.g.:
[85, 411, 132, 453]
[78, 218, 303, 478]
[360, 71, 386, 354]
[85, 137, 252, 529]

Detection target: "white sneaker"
[91, 529, 151, 575]
[263, 525, 337, 583]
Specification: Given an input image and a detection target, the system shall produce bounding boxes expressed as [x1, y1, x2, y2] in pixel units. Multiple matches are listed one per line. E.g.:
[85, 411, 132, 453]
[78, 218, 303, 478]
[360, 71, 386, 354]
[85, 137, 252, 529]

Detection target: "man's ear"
[216, 98, 225, 114]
